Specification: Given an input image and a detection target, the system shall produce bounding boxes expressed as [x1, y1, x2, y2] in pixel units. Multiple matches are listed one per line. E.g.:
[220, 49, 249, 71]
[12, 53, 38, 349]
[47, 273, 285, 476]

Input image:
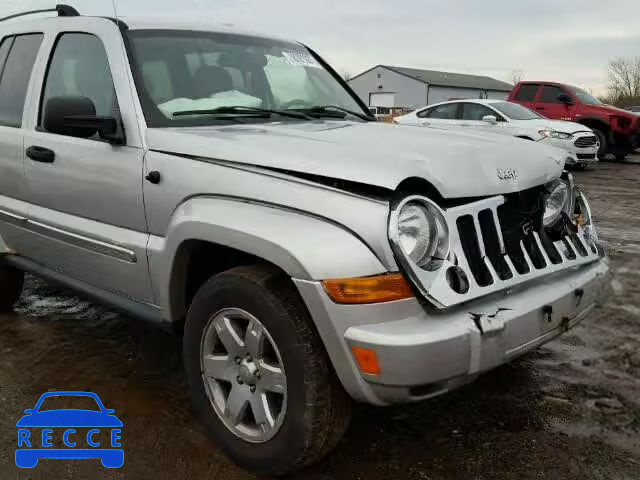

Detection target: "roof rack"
[0, 4, 80, 23]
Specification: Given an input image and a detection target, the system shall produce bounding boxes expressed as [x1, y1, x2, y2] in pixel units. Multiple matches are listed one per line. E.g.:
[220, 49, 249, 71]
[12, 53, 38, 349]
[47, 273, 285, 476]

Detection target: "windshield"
[568, 86, 602, 105]
[491, 102, 542, 120]
[127, 30, 369, 126]
[37, 395, 101, 412]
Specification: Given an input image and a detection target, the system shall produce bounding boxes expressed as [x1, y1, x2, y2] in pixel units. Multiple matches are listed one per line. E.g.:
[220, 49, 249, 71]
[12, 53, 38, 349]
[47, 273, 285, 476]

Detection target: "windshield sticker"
[282, 51, 322, 68]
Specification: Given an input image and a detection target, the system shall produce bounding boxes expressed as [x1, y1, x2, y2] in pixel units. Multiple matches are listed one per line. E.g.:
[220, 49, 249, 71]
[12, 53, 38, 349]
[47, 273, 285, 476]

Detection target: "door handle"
[145, 170, 161, 184]
[535, 107, 545, 110]
[26, 146, 55, 163]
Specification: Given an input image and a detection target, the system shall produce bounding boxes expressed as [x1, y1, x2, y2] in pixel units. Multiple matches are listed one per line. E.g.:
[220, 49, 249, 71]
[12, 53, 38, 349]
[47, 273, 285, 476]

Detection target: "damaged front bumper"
[294, 257, 610, 406]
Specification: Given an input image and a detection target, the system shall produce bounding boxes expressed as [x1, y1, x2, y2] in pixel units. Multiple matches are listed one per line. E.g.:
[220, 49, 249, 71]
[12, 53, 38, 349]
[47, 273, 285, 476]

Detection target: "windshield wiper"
[172, 106, 311, 120]
[295, 105, 374, 121]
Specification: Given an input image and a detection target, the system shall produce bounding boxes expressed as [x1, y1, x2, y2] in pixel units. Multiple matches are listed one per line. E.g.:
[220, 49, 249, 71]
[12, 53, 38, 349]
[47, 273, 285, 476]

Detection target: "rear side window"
[419, 103, 459, 119]
[0, 37, 12, 73]
[0, 34, 43, 127]
[539, 85, 565, 103]
[514, 84, 539, 102]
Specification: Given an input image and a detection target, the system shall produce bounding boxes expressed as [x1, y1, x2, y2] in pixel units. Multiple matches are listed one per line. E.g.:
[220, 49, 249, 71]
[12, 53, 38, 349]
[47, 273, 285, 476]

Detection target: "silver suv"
[0, 6, 610, 475]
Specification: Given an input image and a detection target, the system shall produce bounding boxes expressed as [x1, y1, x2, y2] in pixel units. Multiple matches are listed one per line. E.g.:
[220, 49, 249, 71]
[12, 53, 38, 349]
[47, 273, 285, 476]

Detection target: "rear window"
[38, 395, 101, 412]
[514, 84, 539, 102]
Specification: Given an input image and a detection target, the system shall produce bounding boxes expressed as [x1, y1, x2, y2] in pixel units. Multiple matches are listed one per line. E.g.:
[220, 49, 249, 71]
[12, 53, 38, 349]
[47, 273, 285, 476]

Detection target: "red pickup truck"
[509, 81, 640, 160]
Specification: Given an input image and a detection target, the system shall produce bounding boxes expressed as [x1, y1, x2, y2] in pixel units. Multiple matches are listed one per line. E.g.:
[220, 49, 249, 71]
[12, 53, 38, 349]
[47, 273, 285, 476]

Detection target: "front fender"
[149, 197, 387, 321]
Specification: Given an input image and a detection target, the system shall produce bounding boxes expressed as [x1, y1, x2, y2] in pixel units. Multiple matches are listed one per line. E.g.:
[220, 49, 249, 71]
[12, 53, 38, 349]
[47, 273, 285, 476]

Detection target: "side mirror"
[557, 93, 573, 105]
[105, 409, 116, 414]
[23, 409, 34, 414]
[482, 115, 498, 124]
[43, 96, 122, 143]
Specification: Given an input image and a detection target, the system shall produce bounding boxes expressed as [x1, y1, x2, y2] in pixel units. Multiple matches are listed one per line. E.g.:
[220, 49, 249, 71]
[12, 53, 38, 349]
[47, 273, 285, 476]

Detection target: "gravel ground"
[0, 156, 639, 479]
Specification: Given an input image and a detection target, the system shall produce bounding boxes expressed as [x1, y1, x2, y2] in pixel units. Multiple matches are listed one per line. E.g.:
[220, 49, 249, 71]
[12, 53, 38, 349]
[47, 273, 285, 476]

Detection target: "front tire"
[0, 264, 24, 312]
[183, 265, 351, 476]
[592, 128, 608, 158]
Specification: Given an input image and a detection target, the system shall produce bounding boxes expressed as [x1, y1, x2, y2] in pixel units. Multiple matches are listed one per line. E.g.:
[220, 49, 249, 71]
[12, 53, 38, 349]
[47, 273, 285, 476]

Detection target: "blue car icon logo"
[16, 391, 123, 468]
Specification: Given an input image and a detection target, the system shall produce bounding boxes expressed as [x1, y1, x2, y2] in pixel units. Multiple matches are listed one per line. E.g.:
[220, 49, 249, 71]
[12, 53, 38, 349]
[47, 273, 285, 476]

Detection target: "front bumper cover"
[295, 257, 609, 406]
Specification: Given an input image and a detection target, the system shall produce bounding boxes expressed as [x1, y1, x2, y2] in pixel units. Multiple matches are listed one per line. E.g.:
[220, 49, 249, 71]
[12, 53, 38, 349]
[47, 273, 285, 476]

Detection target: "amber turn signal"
[351, 346, 381, 375]
[322, 273, 414, 304]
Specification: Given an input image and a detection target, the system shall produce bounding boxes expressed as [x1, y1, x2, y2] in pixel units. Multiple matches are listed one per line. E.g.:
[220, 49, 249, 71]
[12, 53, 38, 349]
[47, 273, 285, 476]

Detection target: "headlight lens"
[395, 199, 449, 270]
[539, 129, 573, 140]
[398, 203, 433, 266]
[543, 180, 569, 227]
[575, 191, 599, 243]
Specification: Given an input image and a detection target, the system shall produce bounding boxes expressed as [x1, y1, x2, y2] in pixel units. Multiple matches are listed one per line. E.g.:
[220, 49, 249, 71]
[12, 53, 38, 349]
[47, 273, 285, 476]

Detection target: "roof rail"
[0, 4, 80, 23]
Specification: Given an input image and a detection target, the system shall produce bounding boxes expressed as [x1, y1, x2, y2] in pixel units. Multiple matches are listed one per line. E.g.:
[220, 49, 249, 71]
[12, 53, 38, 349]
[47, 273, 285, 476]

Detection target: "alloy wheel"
[200, 308, 287, 443]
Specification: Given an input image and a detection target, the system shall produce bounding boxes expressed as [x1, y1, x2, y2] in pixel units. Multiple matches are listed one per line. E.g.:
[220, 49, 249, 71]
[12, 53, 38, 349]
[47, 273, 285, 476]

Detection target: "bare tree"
[607, 56, 640, 105]
[509, 69, 524, 85]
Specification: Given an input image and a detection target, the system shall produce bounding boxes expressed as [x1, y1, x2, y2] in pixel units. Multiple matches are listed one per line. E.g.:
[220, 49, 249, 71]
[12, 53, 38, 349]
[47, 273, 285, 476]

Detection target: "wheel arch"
[577, 117, 611, 134]
[150, 197, 387, 323]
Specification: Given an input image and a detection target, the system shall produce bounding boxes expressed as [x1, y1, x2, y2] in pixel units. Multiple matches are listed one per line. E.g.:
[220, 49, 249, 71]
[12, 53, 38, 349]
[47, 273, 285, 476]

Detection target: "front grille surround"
[574, 135, 598, 148]
[390, 193, 601, 309]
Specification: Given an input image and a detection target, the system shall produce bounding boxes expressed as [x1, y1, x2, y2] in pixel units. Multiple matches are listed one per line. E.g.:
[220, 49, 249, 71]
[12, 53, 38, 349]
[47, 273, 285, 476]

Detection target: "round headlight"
[543, 181, 569, 227]
[395, 199, 449, 270]
[398, 203, 434, 266]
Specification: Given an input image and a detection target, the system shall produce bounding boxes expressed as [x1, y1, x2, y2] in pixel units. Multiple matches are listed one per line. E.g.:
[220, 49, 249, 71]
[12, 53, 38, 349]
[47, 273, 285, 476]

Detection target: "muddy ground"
[1, 157, 639, 480]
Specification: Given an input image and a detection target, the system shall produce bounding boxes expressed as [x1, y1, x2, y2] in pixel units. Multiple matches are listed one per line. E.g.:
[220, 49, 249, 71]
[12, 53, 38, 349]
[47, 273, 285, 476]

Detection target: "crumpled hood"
[146, 121, 566, 198]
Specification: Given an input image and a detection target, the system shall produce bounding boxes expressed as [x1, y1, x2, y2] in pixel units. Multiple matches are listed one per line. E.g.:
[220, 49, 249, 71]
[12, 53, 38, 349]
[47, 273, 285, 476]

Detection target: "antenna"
[111, 0, 119, 18]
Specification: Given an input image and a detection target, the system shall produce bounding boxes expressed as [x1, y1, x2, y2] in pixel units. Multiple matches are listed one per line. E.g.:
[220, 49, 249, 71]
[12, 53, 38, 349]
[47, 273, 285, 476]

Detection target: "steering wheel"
[279, 99, 313, 110]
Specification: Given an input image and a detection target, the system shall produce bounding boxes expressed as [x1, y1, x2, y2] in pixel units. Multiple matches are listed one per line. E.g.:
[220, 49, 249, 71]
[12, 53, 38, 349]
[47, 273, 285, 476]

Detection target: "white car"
[395, 99, 599, 169]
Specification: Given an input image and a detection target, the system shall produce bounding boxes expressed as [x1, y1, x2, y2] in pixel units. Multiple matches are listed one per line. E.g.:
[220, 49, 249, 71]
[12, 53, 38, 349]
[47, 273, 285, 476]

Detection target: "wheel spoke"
[202, 354, 235, 382]
[244, 318, 265, 358]
[225, 385, 250, 425]
[215, 316, 244, 356]
[259, 362, 286, 394]
[251, 392, 276, 431]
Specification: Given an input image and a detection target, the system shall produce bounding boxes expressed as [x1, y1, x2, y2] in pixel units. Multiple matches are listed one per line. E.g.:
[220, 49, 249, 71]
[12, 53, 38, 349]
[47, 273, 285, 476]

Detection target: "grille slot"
[456, 215, 493, 287]
[478, 209, 512, 280]
[574, 136, 597, 148]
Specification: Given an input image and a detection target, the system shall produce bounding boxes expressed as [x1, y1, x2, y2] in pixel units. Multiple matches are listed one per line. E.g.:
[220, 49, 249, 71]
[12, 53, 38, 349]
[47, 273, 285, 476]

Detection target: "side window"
[419, 103, 459, 119]
[461, 103, 499, 121]
[539, 85, 565, 103]
[0, 34, 43, 128]
[0, 37, 12, 73]
[514, 84, 539, 102]
[41, 33, 117, 134]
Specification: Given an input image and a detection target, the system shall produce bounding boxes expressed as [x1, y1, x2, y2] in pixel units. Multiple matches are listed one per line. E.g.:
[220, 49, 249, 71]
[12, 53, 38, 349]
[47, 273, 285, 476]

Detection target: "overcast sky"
[3, 0, 639, 95]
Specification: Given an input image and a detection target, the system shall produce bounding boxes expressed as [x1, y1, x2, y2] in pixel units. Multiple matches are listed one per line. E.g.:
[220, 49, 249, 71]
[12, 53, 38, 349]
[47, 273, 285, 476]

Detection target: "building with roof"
[347, 65, 513, 113]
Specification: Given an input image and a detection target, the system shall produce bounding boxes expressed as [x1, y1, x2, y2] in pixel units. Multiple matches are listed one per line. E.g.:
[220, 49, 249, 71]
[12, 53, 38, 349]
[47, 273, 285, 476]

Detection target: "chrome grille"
[398, 195, 601, 309]
[574, 136, 597, 148]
